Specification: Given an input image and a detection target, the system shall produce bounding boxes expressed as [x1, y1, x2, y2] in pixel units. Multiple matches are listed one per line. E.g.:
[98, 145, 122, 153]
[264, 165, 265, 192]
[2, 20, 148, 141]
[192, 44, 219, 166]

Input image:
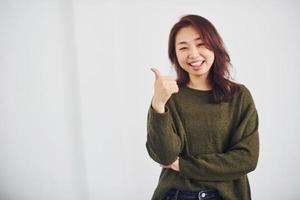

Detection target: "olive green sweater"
[146, 84, 259, 200]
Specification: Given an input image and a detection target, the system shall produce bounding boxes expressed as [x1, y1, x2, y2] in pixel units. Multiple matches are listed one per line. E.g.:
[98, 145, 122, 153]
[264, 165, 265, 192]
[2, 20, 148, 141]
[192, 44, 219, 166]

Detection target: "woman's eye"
[179, 47, 187, 50]
[197, 43, 204, 47]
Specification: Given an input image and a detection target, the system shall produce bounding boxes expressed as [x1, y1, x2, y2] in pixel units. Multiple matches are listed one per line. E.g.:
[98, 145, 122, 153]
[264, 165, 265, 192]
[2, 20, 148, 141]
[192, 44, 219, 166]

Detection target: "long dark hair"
[168, 15, 240, 103]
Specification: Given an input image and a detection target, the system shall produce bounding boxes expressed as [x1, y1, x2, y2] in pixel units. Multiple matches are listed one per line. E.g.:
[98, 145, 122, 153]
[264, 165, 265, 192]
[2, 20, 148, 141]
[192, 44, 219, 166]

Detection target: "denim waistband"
[167, 188, 221, 200]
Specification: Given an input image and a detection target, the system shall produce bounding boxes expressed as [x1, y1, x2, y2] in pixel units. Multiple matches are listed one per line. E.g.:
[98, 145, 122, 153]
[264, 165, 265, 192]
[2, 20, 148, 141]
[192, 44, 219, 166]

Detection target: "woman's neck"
[187, 76, 212, 91]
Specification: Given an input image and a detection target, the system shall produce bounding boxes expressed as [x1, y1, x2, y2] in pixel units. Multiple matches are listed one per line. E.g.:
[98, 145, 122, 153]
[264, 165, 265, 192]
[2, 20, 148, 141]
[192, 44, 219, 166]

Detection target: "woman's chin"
[188, 69, 210, 77]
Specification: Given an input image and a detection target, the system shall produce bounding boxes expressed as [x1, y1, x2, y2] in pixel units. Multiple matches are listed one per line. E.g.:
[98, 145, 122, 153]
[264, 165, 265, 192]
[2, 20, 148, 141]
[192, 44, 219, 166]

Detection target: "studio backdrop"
[0, 0, 299, 199]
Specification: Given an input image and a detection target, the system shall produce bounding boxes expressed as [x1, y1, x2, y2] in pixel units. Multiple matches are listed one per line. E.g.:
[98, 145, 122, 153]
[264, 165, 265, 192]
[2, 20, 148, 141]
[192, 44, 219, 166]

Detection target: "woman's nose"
[188, 45, 199, 59]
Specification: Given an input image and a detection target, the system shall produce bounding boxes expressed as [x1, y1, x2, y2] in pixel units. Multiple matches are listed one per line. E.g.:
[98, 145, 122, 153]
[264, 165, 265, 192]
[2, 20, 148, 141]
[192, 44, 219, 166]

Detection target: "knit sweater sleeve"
[179, 87, 259, 181]
[146, 99, 182, 165]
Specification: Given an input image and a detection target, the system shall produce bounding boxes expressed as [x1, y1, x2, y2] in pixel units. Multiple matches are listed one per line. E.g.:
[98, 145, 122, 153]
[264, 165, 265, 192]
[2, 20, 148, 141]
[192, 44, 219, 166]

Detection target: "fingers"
[164, 82, 178, 87]
[162, 82, 179, 92]
[170, 85, 179, 93]
[160, 164, 170, 168]
[164, 84, 179, 93]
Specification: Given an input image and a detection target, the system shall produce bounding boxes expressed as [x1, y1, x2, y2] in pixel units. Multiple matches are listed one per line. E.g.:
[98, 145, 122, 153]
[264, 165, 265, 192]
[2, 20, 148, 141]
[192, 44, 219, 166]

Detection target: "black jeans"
[164, 188, 224, 200]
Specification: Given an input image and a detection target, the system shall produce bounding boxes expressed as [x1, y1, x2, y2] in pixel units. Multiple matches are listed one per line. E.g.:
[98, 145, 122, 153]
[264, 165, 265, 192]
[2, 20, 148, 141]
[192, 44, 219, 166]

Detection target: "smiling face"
[175, 26, 215, 81]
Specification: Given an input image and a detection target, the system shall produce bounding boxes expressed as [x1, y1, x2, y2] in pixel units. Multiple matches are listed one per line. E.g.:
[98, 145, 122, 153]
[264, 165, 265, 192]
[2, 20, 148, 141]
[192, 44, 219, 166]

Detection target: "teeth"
[189, 60, 204, 66]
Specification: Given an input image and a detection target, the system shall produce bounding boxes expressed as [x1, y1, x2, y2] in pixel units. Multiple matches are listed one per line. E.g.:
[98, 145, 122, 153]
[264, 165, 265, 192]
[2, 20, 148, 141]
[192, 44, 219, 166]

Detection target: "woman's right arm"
[146, 103, 182, 165]
[146, 68, 181, 165]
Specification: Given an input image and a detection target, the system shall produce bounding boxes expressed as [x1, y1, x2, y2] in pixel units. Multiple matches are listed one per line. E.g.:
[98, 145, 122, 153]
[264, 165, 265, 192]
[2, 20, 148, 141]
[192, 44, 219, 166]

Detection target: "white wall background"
[0, 0, 299, 199]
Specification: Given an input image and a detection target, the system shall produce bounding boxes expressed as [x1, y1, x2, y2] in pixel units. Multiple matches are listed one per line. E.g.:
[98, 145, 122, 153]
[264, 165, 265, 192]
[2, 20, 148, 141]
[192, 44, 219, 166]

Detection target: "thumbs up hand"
[150, 67, 179, 113]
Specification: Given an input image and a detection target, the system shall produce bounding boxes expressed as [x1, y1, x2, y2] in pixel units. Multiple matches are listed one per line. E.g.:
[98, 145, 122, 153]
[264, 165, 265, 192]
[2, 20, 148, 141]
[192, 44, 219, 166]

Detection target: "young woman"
[146, 15, 259, 200]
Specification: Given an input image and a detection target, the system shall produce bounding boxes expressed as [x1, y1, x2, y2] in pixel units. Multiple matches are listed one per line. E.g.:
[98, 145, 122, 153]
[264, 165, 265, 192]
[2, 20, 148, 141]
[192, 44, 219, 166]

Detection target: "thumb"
[150, 67, 161, 80]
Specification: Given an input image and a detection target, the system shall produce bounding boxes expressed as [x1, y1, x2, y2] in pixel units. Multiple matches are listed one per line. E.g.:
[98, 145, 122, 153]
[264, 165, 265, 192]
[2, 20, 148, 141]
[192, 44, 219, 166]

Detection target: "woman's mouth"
[188, 60, 205, 70]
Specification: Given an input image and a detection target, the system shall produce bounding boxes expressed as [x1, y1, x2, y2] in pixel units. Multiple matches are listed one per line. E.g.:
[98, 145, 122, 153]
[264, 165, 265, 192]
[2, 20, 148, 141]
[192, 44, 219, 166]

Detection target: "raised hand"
[150, 67, 179, 113]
